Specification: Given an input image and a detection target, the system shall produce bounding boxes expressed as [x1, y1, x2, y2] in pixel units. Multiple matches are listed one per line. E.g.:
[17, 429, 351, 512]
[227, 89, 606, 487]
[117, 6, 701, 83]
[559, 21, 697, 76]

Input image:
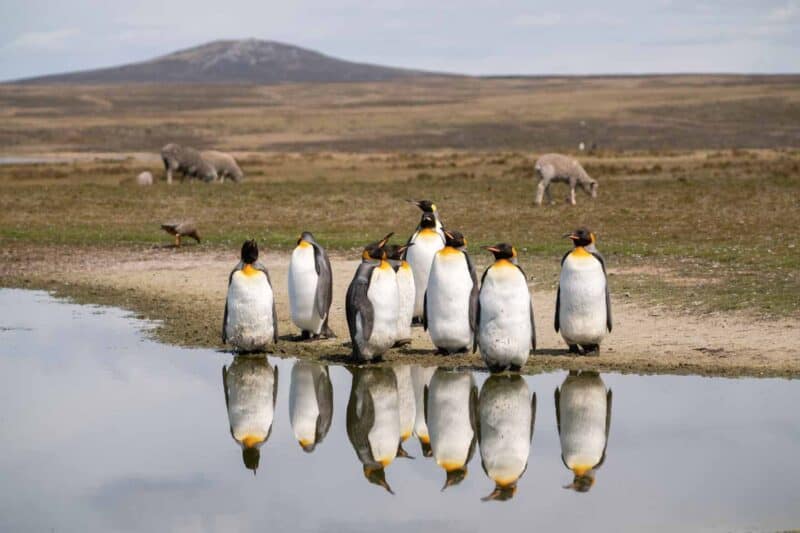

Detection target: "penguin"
[385, 243, 415, 347]
[289, 361, 333, 453]
[475, 243, 536, 372]
[221, 355, 278, 474]
[424, 231, 479, 354]
[478, 374, 536, 501]
[555, 227, 612, 355]
[407, 199, 445, 239]
[288, 231, 335, 340]
[411, 365, 436, 457]
[346, 367, 402, 493]
[392, 364, 416, 458]
[404, 212, 445, 323]
[554, 371, 612, 493]
[345, 233, 400, 362]
[222, 240, 278, 352]
[424, 368, 478, 490]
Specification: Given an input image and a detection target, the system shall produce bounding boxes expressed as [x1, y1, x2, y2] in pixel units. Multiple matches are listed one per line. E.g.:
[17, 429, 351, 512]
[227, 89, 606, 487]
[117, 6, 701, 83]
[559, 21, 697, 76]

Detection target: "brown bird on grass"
[161, 221, 201, 247]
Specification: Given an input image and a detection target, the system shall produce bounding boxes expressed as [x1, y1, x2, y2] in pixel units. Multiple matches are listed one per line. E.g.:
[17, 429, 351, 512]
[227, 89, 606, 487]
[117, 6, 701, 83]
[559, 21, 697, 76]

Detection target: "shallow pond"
[0, 289, 797, 532]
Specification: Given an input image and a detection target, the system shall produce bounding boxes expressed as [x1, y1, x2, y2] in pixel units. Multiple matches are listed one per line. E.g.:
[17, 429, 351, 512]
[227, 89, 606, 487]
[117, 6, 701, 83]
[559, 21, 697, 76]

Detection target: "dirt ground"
[7, 245, 798, 378]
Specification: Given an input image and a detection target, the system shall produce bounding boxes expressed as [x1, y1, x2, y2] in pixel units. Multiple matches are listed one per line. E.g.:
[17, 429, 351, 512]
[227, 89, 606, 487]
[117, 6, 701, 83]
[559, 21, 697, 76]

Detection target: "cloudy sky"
[1, 0, 798, 81]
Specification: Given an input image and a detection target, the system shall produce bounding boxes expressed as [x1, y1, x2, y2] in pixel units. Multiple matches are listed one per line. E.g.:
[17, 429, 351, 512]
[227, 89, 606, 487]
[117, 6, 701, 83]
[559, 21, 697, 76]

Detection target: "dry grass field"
[1, 75, 799, 376]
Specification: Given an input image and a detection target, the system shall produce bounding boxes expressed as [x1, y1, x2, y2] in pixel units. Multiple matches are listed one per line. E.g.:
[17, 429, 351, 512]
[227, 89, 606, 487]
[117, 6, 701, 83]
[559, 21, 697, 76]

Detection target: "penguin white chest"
[225, 270, 275, 351]
[393, 365, 416, 441]
[478, 263, 532, 368]
[559, 379, 607, 469]
[406, 231, 445, 317]
[367, 384, 401, 465]
[395, 263, 416, 341]
[288, 245, 323, 334]
[427, 251, 474, 351]
[429, 372, 475, 469]
[289, 363, 321, 446]
[226, 360, 275, 445]
[559, 253, 607, 345]
[357, 264, 399, 358]
[412, 365, 436, 442]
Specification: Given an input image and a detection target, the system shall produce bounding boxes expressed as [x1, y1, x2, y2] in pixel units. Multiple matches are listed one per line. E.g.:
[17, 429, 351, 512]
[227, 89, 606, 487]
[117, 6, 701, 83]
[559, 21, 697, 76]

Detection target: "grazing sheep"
[160, 221, 201, 247]
[136, 171, 153, 186]
[201, 150, 244, 183]
[534, 153, 598, 206]
[160, 143, 217, 184]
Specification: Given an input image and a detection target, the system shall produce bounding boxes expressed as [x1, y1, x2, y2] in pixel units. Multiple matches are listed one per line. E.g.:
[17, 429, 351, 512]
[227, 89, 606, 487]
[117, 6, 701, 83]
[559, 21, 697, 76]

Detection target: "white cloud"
[512, 12, 562, 27]
[765, 1, 799, 22]
[5, 28, 80, 51]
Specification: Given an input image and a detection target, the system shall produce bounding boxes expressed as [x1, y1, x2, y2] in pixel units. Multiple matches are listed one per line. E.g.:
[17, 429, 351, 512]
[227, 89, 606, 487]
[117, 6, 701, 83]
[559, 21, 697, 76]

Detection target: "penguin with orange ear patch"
[222, 240, 277, 352]
[555, 228, 611, 355]
[346, 233, 399, 362]
[476, 243, 535, 372]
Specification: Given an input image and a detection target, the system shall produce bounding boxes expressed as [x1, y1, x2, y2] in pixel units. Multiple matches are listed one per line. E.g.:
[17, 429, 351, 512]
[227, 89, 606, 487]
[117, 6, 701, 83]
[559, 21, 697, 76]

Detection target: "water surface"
[0, 289, 797, 532]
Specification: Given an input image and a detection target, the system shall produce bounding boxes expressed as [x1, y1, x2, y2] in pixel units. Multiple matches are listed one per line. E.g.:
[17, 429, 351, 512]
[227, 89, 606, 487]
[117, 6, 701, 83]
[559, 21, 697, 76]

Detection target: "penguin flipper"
[554, 387, 561, 436]
[554, 285, 561, 333]
[272, 364, 279, 407]
[530, 300, 537, 352]
[422, 290, 428, 331]
[314, 367, 334, 444]
[596, 388, 613, 468]
[464, 252, 479, 335]
[221, 268, 236, 343]
[473, 291, 481, 354]
[313, 245, 334, 321]
[466, 382, 479, 464]
[256, 263, 279, 344]
[346, 264, 376, 344]
[530, 392, 537, 443]
[222, 364, 234, 439]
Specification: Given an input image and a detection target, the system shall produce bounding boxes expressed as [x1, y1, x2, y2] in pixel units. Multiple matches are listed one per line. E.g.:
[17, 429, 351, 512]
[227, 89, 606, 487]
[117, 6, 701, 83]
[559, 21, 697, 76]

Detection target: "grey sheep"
[201, 150, 244, 183]
[534, 153, 598, 206]
[161, 143, 218, 184]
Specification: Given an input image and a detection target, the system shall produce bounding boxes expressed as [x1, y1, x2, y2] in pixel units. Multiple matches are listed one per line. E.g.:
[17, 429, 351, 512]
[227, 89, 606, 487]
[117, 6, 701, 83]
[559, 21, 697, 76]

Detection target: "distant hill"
[12, 39, 446, 84]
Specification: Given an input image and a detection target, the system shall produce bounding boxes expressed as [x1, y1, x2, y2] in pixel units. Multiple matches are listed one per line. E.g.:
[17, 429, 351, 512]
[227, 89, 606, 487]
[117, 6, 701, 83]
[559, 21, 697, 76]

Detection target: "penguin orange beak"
[485, 246, 501, 253]
[564, 233, 579, 240]
[378, 232, 394, 248]
[444, 231, 454, 241]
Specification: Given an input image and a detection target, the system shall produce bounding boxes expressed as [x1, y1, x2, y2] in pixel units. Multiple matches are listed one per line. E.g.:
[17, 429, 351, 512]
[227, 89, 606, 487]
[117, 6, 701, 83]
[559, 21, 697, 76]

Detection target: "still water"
[0, 289, 798, 532]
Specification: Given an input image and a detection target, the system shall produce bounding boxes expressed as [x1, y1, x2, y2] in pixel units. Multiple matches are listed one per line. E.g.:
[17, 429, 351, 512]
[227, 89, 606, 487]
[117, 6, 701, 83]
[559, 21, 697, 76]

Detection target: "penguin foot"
[299, 330, 311, 341]
[509, 364, 522, 372]
[582, 344, 600, 356]
[411, 317, 424, 327]
[487, 364, 508, 373]
[435, 347, 450, 356]
[568, 344, 581, 354]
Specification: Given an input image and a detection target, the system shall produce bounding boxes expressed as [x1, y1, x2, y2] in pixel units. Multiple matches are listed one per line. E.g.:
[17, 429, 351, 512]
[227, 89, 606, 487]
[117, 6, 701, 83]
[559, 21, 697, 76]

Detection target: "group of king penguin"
[221, 358, 612, 499]
[222, 199, 612, 367]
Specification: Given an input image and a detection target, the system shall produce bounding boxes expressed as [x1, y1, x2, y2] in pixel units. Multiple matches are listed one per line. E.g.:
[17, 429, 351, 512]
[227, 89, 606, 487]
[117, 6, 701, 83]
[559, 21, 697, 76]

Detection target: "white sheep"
[534, 153, 598, 206]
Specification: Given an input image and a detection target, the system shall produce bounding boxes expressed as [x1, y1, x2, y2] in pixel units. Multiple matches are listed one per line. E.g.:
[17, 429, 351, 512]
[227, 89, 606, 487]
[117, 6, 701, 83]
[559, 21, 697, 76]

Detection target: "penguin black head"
[564, 227, 595, 248]
[384, 243, 412, 261]
[408, 199, 437, 214]
[442, 467, 468, 491]
[564, 471, 596, 493]
[419, 212, 437, 229]
[242, 447, 261, 473]
[443, 230, 466, 249]
[297, 231, 316, 246]
[363, 466, 394, 494]
[241, 239, 259, 264]
[482, 483, 518, 502]
[485, 243, 517, 262]
[361, 233, 393, 261]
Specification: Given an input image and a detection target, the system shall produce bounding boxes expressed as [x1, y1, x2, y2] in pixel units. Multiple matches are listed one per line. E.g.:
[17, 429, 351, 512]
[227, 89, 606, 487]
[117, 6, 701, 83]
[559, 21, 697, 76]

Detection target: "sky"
[0, 0, 798, 81]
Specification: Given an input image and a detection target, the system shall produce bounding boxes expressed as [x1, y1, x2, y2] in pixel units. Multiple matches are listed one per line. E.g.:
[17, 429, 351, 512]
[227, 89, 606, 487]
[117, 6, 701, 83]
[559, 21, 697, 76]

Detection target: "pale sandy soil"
[5, 246, 798, 378]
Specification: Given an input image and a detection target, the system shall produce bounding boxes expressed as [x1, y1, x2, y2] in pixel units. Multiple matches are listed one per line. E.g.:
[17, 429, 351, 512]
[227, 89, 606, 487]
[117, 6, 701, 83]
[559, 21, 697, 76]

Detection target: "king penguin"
[289, 361, 333, 452]
[222, 240, 278, 352]
[288, 231, 335, 340]
[345, 233, 400, 362]
[424, 231, 479, 354]
[424, 368, 478, 490]
[555, 227, 612, 355]
[555, 371, 612, 492]
[476, 243, 536, 372]
[408, 199, 445, 239]
[222, 355, 278, 473]
[411, 365, 436, 457]
[346, 367, 402, 493]
[385, 243, 415, 347]
[392, 364, 416, 458]
[478, 374, 536, 501]
[404, 211, 445, 323]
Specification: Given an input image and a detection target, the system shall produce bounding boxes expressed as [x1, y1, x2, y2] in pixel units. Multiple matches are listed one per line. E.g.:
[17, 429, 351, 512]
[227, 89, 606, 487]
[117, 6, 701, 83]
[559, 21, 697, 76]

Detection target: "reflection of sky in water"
[0, 288, 798, 532]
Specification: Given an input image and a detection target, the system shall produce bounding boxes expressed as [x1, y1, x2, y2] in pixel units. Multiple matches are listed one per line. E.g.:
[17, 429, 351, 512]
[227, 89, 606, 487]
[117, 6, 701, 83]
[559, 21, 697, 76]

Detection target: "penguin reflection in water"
[555, 228, 612, 355]
[476, 243, 536, 372]
[411, 365, 436, 457]
[478, 374, 536, 501]
[288, 231, 335, 340]
[425, 368, 478, 490]
[346, 367, 412, 494]
[222, 240, 278, 352]
[345, 233, 400, 362]
[424, 231, 479, 355]
[222, 356, 278, 474]
[393, 365, 417, 458]
[554, 371, 612, 492]
[289, 361, 333, 453]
